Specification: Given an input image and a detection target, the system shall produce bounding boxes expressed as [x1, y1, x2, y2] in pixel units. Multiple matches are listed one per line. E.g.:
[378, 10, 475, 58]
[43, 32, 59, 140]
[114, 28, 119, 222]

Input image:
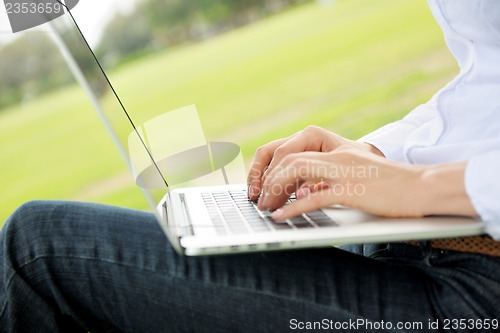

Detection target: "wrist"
[418, 162, 477, 217]
[366, 143, 385, 157]
[354, 141, 385, 157]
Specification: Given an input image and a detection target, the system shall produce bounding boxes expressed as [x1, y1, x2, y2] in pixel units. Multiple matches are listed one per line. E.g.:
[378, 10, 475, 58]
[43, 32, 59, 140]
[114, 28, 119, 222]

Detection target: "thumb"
[271, 189, 342, 221]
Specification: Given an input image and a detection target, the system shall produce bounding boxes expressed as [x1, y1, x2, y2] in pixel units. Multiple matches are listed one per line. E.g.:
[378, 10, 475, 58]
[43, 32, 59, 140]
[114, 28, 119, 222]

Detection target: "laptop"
[48, 4, 484, 256]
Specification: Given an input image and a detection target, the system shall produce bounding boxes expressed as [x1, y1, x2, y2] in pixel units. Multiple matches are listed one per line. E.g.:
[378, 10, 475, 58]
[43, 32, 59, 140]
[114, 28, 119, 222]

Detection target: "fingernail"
[259, 192, 269, 209]
[271, 209, 285, 221]
[296, 187, 310, 199]
[247, 185, 258, 199]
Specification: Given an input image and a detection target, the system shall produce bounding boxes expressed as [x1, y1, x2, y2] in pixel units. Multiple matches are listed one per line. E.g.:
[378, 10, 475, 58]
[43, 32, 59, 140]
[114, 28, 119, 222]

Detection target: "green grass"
[0, 0, 457, 226]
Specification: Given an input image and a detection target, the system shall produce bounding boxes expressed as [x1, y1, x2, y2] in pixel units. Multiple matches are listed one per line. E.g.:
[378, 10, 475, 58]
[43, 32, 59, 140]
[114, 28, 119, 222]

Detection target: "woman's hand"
[247, 125, 383, 201]
[256, 147, 477, 221]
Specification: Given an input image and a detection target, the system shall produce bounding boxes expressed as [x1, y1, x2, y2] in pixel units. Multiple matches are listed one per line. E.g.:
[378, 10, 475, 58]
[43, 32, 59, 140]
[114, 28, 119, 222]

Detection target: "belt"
[405, 235, 500, 257]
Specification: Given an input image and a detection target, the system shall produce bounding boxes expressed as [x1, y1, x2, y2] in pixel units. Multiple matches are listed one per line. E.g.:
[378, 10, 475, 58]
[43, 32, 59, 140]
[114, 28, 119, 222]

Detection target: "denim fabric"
[1, 201, 500, 332]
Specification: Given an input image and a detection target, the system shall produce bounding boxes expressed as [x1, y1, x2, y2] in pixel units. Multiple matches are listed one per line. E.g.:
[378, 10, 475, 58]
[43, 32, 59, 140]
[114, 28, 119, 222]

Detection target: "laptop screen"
[45, 2, 246, 209]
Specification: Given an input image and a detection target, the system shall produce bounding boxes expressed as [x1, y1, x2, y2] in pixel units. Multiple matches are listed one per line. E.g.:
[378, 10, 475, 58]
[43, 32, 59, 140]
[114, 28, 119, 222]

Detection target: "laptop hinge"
[162, 197, 191, 241]
[178, 193, 195, 236]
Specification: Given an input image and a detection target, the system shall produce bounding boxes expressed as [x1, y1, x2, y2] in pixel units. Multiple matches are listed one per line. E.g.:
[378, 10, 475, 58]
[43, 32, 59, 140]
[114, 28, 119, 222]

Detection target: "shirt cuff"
[359, 121, 416, 162]
[358, 103, 438, 162]
[465, 151, 500, 240]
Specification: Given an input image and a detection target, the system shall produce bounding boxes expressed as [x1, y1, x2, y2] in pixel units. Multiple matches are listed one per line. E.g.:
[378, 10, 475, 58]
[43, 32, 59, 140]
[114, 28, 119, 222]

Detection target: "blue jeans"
[1, 201, 500, 332]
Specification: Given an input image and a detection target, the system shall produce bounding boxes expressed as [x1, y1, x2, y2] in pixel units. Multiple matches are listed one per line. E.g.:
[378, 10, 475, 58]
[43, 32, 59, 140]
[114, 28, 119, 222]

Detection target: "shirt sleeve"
[358, 103, 437, 162]
[465, 151, 500, 240]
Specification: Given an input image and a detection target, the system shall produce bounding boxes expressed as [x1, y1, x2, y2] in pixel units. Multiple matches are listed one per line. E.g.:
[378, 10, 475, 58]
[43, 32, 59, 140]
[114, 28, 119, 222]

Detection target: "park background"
[0, 0, 457, 226]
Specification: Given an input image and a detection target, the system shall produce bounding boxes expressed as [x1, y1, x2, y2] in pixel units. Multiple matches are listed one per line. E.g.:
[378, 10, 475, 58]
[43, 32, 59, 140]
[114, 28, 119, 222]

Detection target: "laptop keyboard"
[201, 190, 338, 235]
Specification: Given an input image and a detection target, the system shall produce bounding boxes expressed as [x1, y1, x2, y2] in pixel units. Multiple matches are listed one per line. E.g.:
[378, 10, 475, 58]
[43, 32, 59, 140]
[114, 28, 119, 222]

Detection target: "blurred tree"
[0, 34, 68, 109]
[97, 9, 152, 66]
[141, 0, 197, 46]
[0, 0, 310, 111]
[137, 0, 308, 48]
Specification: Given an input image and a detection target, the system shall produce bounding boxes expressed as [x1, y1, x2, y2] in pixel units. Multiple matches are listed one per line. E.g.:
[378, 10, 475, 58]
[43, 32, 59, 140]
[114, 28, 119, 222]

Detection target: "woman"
[1, 0, 499, 332]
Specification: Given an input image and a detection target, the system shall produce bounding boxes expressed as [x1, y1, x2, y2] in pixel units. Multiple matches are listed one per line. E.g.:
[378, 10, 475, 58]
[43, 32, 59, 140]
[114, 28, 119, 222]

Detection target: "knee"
[2, 200, 64, 241]
[1, 201, 47, 263]
[1, 201, 75, 261]
[7, 200, 55, 225]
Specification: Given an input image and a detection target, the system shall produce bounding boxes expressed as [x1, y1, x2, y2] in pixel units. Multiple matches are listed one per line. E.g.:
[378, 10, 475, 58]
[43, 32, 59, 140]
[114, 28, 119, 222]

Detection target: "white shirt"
[361, 0, 500, 238]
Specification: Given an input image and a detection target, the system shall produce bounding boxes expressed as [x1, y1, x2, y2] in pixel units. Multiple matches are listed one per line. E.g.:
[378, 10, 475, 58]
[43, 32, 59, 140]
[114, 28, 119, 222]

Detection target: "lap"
[2, 200, 500, 332]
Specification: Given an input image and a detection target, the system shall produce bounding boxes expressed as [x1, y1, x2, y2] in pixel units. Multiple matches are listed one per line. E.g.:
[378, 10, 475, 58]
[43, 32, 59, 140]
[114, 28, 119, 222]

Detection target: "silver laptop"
[48, 4, 484, 256]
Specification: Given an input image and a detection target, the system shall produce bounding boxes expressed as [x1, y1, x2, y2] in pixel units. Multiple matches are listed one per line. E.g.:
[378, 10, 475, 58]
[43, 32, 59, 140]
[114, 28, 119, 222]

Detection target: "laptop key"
[269, 221, 292, 230]
[248, 222, 267, 230]
[289, 216, 314, 228]
[228, 225, 248, 234]
[305, 211, 338, 227]
[215, 227, 228, 235]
